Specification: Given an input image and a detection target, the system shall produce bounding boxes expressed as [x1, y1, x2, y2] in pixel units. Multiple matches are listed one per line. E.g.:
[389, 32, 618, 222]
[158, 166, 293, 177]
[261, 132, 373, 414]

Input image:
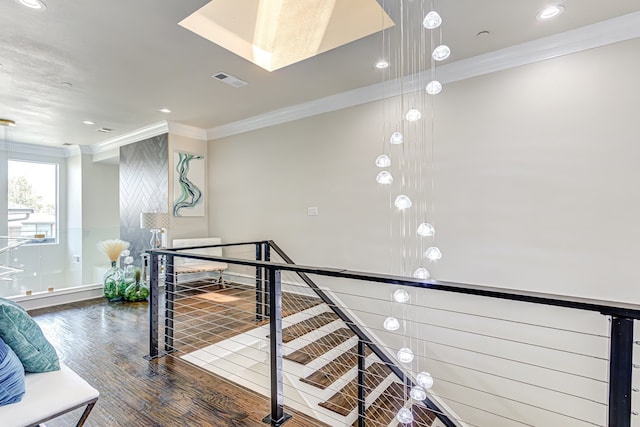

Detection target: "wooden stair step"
[269, 312, 339, 343]
[397, 403, 438, 427]
[284, 328, 355, 365]
[351, 382, 406, 427]
[319, 362, 392, 417]
[300, 345, 372, 390]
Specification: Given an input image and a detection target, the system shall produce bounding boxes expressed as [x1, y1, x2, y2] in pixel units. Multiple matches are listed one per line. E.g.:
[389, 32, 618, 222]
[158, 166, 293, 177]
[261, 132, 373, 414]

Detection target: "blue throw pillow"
[0, 297, 59, 373]
[0, 336, 26, 406]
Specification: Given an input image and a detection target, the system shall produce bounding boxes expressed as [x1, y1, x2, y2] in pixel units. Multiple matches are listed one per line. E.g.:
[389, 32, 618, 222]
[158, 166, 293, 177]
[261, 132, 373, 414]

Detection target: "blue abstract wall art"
[173, 152, 205, 217]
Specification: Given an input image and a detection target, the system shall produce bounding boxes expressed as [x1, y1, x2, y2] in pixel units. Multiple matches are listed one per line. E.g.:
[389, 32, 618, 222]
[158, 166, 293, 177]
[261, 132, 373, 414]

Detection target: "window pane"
[7, 160, 57, 243]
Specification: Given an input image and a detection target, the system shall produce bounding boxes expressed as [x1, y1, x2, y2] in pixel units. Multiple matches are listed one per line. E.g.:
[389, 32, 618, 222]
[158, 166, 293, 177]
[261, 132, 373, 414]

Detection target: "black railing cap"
[149, 245, 640, 319]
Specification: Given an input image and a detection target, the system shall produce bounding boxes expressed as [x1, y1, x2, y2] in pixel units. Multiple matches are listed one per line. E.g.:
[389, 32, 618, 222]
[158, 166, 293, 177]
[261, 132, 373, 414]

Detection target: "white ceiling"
[0, 0, 639, 149]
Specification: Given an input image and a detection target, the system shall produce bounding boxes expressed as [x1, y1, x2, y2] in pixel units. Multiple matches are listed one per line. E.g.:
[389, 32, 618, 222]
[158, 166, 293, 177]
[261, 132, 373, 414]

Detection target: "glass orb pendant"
[375, 154, 391, 167]
[383, 316, 400, 331]
[417, 371, 434, 389]
[393, 289, 410, 303]
[432, 45, 451, 61]
[417, 223, 435, 237]
[376, 171, 393, 185]
[425, 247, 442, 261]
[397, 347, 414, 363]
[410, 386, 427, 401]
[425, 80, 442, 95]
[413, 268, 430, 280]
[405, 108, 422, 122]
[423, 11, 442, 29]
[390, 131, 404, 144]
[397, 407, 414, 424]
[394, 195, 412, 209]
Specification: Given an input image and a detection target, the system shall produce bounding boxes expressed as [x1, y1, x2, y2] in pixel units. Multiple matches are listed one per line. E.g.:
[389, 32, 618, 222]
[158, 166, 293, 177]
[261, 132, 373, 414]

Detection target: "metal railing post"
[164, 254, 175, 353]
[608, 316, 633, 427]
[256, 243, 264, 322]
[357, 339, 366, 427]
[145, 252, 159, 360]
[262, 268, 291, 426]
[264, 242, 271, 318]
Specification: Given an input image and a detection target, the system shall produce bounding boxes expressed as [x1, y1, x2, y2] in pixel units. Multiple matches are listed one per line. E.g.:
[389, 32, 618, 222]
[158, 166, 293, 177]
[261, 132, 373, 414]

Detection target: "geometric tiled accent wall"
[119, 134, 168, 266]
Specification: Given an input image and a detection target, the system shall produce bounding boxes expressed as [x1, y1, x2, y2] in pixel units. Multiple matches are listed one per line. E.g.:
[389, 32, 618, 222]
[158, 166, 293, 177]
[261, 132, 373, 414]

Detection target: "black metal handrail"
[151, 245, 640, 318]
[147, 241, 640, 427]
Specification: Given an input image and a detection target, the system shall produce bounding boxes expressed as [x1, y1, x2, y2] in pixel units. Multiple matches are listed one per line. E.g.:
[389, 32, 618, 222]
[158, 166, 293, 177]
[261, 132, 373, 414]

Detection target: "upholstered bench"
[172, 237, 228, 286]
[1, 362, 99, 427]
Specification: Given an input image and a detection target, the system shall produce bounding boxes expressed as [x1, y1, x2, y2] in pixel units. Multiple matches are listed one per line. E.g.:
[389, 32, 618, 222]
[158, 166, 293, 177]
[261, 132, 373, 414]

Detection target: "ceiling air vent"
[211, 72, 248, 88]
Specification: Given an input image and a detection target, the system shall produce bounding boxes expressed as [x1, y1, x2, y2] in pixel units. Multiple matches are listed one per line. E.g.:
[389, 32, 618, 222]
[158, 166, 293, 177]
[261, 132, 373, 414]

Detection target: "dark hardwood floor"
[29, 297, 327, 427]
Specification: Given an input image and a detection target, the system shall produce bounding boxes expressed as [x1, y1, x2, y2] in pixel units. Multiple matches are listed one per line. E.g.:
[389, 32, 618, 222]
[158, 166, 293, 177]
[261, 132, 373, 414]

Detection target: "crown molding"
[167, 121, 208, 141]
[207, 11, 640, 140]
[89, 120, 208, 162]
[78, 145, 93, 155]
[0, 140, 68, 158]
[91, 121, 169, 156]
[92, 148, 119, 164]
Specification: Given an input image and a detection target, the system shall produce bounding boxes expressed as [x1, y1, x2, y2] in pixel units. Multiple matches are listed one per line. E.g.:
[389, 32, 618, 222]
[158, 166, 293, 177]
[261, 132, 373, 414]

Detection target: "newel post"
[608, 316, 633, 427]
[262, 268, 291, 426]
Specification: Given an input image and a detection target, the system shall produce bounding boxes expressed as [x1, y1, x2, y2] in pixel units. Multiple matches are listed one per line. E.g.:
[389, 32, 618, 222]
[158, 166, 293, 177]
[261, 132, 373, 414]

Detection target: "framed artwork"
[173, 151, 205, 217]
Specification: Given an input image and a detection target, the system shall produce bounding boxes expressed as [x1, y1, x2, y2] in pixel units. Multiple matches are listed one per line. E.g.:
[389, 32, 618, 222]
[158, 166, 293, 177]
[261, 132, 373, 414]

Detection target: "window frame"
[7, 159, 59, 246]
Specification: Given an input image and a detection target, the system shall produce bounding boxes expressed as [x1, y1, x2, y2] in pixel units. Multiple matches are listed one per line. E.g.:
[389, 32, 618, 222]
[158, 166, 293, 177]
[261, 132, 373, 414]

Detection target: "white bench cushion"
[2, 362, 99, 427]
[172, 238, 228, 273]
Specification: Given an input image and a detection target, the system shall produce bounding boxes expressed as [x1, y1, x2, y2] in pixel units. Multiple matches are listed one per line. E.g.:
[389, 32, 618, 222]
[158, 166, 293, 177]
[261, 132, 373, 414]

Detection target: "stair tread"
[284, 328, 355, 365]
[351, 382, 406, 427]
[398, 403, 437, 427]
[300, 345, 372, 389]
[319, 362, 392, 417]
[274, 312, 339, 343]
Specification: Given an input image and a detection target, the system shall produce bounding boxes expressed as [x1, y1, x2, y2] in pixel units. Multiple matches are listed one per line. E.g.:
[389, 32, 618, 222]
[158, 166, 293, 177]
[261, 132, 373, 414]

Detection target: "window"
[7, 160, 58, 244]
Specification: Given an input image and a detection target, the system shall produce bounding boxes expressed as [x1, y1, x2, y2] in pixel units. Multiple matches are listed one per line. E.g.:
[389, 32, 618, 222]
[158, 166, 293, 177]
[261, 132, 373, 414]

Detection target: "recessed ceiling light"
[537, 5, 565, 21]
[82, 120, 95, 125]
[16, 0, 46, 11]
[476, 30, 490, 38]
[0, 119, 16, 127]
[60, 81, 72, 87]
[159, 108, 171, 113]
[62, 143, 72, 146]
[375, 60, 389, 69]
[97, 128, 113, 133]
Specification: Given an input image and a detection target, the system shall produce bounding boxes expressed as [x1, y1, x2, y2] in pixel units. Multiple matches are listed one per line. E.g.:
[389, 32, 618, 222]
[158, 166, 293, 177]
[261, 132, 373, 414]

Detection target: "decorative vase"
[124, 268, 149, 302]
[124, 281, 149, 302]
[103, 261, 125, 302]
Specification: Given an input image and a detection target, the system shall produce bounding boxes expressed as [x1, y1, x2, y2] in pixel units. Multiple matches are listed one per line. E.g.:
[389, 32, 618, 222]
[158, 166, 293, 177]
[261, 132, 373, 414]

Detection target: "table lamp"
[139, 212, 169, 249]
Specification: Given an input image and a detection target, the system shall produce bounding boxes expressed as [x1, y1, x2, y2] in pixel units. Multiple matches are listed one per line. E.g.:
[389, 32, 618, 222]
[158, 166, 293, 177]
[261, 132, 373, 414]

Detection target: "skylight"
[179, 0, 394, 72]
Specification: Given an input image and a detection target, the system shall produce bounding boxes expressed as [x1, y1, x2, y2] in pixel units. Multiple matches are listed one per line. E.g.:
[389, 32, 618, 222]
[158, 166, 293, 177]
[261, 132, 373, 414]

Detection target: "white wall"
[207, 38, 640, 426]
[80, 154, 119, 283]
[66, 153, 83, 286]
[209, 37, 640, 305]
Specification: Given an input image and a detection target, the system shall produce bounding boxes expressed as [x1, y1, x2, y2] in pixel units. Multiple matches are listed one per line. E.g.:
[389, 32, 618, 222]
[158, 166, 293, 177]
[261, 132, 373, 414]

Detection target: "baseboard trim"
[11, 284, 105, 311]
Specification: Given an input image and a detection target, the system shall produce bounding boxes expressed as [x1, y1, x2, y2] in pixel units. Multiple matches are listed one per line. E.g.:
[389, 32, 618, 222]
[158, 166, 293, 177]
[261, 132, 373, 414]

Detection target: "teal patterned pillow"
[0, 298, 59, 373]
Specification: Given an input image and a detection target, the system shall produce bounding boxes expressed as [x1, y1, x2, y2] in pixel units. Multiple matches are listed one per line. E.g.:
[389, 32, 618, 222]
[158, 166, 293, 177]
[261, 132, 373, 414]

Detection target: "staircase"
[181, 299, 438, 426]
[283, 310, 437, 426]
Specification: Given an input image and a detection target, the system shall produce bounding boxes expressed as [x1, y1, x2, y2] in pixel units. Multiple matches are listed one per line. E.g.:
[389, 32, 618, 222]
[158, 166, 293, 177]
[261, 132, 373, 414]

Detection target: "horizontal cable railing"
[146, 241, 640, 427]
